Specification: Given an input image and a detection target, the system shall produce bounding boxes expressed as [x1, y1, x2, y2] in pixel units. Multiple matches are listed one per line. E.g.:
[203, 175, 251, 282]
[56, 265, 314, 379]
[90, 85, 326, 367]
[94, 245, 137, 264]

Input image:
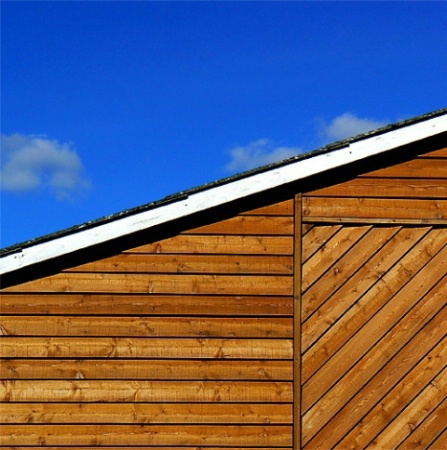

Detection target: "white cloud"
[225, 138, 303, 172]
[1, 134, 90, 199]
[321, 112, 387, 141]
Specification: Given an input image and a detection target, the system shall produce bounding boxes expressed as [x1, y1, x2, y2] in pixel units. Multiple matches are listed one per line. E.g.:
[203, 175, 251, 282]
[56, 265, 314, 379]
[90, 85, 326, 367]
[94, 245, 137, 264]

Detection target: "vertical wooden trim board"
[294, 194, 303, 449]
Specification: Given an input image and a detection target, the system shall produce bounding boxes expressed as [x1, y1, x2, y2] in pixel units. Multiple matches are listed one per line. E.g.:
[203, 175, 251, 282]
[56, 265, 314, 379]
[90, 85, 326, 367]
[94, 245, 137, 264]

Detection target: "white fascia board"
[1, 113, 446, 276]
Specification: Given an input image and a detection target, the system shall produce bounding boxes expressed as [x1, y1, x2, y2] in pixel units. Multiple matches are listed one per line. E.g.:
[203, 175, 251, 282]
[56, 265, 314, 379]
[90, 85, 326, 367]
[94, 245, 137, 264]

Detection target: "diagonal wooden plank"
[302, 226, 399, 321]
[397, 398, 447, 449]
[428, 428, 447, 450]
[367, 367, 447, 449]
[302, 280, 447, 446]
[302, 229, 447, 384]
[303, 243, 447, 408]
[302, 226, 371, 292]
[303, 310, 447, 449]
[302, 226, 427, 349]
[301, 225, 342, 262]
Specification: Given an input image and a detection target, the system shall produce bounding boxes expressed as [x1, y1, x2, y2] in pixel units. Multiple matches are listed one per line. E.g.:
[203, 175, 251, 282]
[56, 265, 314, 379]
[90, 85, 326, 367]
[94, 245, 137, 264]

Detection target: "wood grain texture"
[0, 402, 293, 424]
[301, 226, 426, 350]
[0, 424, 293, 447]
[301, 226, 399, 321]
[0, 380, 293, 403]
[302, 280, 447, 445]
[368, 368, 447, 449]
[0, 294, 293, 316]
[243, 199, 294, 216]
[302, 197, 447, 221]
[307, 178, 447, 199]
[0, 359, 293, 380]
[301, 226, 371, 292]
[0, 337, 293, 359]
[187, 216, 294, 236]
[302, 229, 446, 385]
[0, 316, 293, 338]
[361, 158, 447, 178]
[128, 235, 293, 255]
[293, 194, 302, 450]
[66, 254, 293, 275]
[304, 317, 447, 449]
[3, 273, 293, 296]
[397, 398, 447, 449]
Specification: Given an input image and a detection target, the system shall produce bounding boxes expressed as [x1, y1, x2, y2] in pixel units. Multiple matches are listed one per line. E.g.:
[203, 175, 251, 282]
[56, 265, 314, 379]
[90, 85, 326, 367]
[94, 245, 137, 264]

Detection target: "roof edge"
[2, 109, 447, 276]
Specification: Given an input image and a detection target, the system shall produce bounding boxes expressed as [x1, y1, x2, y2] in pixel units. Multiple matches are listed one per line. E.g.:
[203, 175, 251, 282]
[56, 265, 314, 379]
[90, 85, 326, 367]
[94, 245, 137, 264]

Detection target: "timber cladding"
[0, 145, 446, 449]
[0, 200, 295, 448]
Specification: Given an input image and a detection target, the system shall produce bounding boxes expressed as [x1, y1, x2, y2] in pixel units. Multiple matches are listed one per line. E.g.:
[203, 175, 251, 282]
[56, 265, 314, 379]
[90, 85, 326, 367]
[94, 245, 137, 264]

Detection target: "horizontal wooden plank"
[307, 178, 447, 199]
[0, 380, 293, 403]
[0, 337, 293, 359]
[0, 424, 293, 447]
[0, 294, 293, 316]
[243, 199, 294, 216]
[302, 197, 447, 221]
[0, 316, 293, 338]
[419, 146, 447, 158]
[186, 216, 294, 235]
[0, 359, 293, 380]
[66, 254, 294, 275]
[0, 402, 292, 424]
[361, 158, 447, 178]
[3, 273, 293, 296]
[0, 448, 292, 450]
[128, 235, 293, 255]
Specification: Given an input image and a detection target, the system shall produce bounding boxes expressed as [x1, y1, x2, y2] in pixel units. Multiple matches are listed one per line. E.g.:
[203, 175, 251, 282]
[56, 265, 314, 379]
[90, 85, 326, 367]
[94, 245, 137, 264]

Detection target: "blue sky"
[1, 1, 447, 248]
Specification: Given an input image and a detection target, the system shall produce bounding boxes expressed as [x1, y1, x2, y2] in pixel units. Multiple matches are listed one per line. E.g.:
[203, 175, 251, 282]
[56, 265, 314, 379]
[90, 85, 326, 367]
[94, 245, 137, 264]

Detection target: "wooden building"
[1, 109, 446, 449]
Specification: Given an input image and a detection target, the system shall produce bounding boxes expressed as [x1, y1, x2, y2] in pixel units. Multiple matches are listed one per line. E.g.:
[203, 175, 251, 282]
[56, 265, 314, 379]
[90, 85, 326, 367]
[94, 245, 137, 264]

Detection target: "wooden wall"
[0, 200, 295, 448]
[298, 146, 447, 449]
[1, 146, 446, 449]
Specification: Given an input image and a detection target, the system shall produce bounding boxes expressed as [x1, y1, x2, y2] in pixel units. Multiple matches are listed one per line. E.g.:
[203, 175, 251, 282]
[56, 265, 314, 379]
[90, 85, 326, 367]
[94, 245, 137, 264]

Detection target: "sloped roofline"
[1, 108, 447, 276]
